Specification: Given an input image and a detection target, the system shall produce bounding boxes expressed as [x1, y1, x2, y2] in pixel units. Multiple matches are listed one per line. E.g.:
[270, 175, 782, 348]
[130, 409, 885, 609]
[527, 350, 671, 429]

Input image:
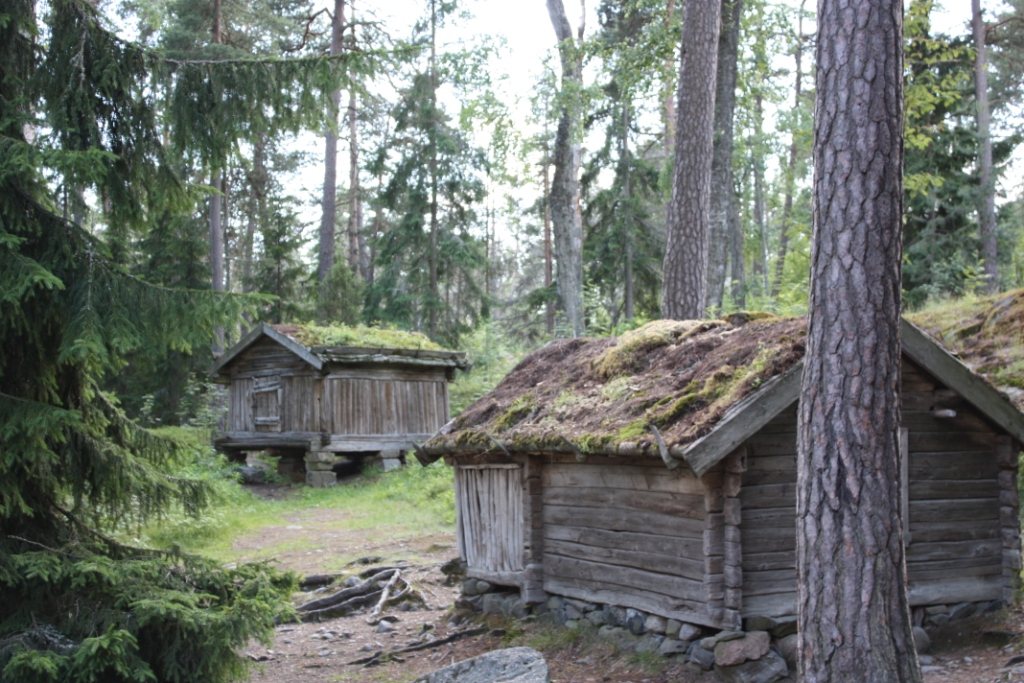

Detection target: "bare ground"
[235, 485, 1024, 683]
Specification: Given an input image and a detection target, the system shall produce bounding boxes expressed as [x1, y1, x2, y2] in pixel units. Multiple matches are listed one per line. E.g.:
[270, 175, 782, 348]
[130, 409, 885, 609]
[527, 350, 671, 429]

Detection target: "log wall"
[321, 371, 448, 436]
[539, 456, 716, 627]
[740, 358, 1017, 618]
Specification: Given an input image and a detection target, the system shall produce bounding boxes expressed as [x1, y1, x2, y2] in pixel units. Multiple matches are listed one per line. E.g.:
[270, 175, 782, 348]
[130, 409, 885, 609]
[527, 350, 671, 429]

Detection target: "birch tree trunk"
[707, 0, 743, 313]
[546, 0, 586, 337]
[318, 0, 346, 285]
[797, 2, 919, 682]
[973, 0, 999, 293]
[661, 0, 721, 320]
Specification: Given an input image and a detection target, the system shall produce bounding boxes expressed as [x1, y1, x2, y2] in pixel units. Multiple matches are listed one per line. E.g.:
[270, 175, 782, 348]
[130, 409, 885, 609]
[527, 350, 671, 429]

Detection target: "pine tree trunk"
[318, 0, 346, 284]
[662, 0, 721, 321]
[546, 0, 586, 338]
[428, 0, 440, 338]
[347, 0, 364, 281]
[753, 94, 769, 297]
[210, 172, 224, 354]
[797, 2, 919, 682]
[771, 8, 804, 300]
[621, 104, 635, 322]
[543, 153, 555, 334]
[707, 0, 742, 313]
[973, 0, 999, 293]
[663, 0, 676, 162]
[242, 136, 266, 292]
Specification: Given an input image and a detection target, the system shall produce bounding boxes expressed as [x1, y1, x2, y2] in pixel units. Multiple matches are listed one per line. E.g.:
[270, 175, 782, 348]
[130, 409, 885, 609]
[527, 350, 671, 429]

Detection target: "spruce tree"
[0, 0, 360, 680]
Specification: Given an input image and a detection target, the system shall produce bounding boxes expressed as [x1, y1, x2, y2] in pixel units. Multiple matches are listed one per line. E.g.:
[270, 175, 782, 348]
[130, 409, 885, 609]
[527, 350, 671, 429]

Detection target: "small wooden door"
[251, 376, 282, 432]
[455, 464, 525, 574]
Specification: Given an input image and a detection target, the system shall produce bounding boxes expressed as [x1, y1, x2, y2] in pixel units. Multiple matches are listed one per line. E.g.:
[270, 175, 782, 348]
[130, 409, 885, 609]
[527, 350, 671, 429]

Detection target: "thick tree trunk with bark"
[973, 0, 999, 293]
[797, 2, 919, 682]
[318, 0, 346, 284]
[707, 0, 743, 312]
[547, 0, 586, 337]
[661, 0, 721, 320]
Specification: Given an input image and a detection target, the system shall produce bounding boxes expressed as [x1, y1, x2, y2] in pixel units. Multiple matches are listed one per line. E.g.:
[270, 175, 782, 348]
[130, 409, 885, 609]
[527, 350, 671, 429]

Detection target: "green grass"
[133, 427, 455, 562]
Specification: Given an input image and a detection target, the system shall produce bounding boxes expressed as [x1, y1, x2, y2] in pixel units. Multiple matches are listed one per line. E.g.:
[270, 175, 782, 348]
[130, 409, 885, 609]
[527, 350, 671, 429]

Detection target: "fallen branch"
[296, 568, 397, 613]
[347, 627, 488, 666]
[366, 569, 402, 621]
[300, 573, 343, 591]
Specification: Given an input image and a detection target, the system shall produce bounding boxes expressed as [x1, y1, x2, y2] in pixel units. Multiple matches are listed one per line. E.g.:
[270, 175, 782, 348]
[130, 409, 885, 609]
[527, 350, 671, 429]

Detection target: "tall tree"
[771, 2, 807, 300]
[318, 0, 346, 286]
[707, 0, 744, 312]
[0, 0, 355, 677]
[661, 0, 721, 320]
[347, 0, 365, 280]
[797, 1, 919, 682]
[546, 0, 587, 337]
[210, 0, 225, 354]
[972, 0, 999, 293]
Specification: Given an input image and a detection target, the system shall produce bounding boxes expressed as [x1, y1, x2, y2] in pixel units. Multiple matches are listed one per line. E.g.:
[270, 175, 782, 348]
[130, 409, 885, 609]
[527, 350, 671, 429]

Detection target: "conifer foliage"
[0, 1, 359, 680]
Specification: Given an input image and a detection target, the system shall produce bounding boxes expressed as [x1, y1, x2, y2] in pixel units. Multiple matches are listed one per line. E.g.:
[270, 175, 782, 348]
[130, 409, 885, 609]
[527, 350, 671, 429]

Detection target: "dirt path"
[235, 486, 1024, 683]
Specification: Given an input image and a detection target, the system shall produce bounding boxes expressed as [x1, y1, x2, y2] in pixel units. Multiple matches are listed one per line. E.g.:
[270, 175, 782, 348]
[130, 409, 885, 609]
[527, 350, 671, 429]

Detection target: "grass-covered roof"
[427, 315, 807, 455]
[907, 288, 1024, 410]
[271, 323, 447, 351]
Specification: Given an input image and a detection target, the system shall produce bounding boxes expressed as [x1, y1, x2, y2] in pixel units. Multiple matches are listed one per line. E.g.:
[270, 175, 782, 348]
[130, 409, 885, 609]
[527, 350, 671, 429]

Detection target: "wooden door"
[455, 464, 525, 575]
[251, 376, 282, 432]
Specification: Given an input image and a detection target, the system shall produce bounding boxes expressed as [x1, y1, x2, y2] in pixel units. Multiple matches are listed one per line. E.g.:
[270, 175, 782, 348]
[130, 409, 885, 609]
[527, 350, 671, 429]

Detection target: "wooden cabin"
[421, 317, 1023, 632]
[212, 324, 467, 485]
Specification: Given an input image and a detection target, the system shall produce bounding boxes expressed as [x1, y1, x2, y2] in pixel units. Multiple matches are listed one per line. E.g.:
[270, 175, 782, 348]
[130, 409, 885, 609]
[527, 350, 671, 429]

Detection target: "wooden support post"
[521, 455, 546, 604]
[996, 436, 1020, 605]
[704, 447, 745, 630]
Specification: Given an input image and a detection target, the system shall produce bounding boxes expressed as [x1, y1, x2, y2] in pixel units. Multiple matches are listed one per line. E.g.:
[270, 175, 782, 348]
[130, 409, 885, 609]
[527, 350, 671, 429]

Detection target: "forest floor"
[230, 484, 1024, 683]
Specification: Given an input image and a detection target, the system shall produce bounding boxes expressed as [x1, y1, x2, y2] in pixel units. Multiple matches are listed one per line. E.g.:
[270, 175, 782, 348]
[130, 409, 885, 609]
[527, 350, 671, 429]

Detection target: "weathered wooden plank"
[542, 487, 705, 518]
[743, 577, 798, 597]
[541, 463, 705, 494]
[544, 554, 704, 602]
[745, 435, 798, 457]
[909, 479, 1000, 500]
[542, 578, 716, 627]
[742, 550, 795, 572]
[742, 483, 797, 510]
[906, 539, 1002, 562]
[741, 507, 796, 525]
[901, 410, 997, 434]
[543, 539, 705, 582]
[909, 519, 1001, 543]
[909, 452, 1000, 480]
[909, 499, 999, 523]
[906, 574, 1002, 605]
[742, 591, 796, 618]
[743, 533, 797, 554]
[908, 563, 1002, 582]
[910, 431, 997, 453]
[542, 504, 705, 538]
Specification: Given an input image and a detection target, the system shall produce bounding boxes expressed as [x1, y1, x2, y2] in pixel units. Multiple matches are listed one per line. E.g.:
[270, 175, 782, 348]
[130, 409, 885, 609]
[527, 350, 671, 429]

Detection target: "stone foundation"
[454, 578, 1003, 682]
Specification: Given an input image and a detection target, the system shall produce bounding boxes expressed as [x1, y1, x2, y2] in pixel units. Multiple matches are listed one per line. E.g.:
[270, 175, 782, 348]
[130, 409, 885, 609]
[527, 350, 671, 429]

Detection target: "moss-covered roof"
[271, 324, 446, 351]
[427, 315, 807, 456]
[907, 288, 1024, 410]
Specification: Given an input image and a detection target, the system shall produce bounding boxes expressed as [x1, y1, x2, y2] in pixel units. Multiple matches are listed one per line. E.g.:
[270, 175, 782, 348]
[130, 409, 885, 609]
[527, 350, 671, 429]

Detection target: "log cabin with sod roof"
[211, 323, 467, 486]
[420, 315, 1024, 635]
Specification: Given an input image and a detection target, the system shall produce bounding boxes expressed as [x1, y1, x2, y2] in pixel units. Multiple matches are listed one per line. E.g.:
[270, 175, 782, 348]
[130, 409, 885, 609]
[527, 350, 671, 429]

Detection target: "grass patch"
[284, 323, 445, 350]
[132, 428, 455, 563]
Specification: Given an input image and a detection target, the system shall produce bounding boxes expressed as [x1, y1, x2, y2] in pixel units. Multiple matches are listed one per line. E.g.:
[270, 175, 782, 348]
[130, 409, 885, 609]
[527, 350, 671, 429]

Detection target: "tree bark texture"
[543, 153, 555, 334]
[663, 0, 677, 162]
[547, 0, 586, 337]
[707, 0, 743, 312]
[347, 0, 364, 280]
[210, 172, 225, 354]
[318, 0, 346, 284]
[972, 0, 999, 293]
[661, 0, 721, 321]
[797, 2, 919, 683]
[428, 0, 440, 338]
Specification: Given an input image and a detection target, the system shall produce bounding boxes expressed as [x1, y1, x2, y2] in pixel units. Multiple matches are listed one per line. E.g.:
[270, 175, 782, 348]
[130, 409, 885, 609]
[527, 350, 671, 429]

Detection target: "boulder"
[912, 626, 931, 654]
[597, 625, 641, 651]
[769, 617, 798, 639]
[645, 615, 668, 634]
[948, 602, 974, 621]
[714, 631, 770, 667]
[233, 466, 266, 485]
[776, 634, 798, 670]
[678, 623, 704, 642]
[687, 641, 716, 670]
[482, 593, 512, 616]
[624, 608, 646, 635]
[413, 647, 549, 683]
[658, 638, 691, 657]
[585, 610, 607, 627]
[715, 649, 788, 683]
[635, 634, 665, 654]
[745, 616, 776, 633]
[604, 605, 627, 628]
